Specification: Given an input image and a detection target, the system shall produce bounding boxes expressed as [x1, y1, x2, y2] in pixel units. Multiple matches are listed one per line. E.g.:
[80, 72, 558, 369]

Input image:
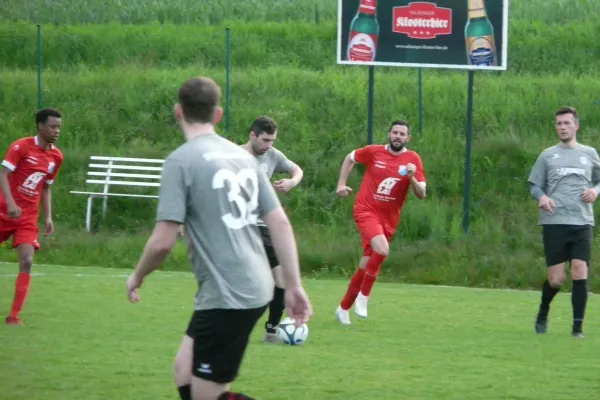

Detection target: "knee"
[19, 254, 33, 273]
[370, 239, 389, 257]
[548, 275, 565, 287]
[571, 260, 588, 280]
[173, 353, 191, 384]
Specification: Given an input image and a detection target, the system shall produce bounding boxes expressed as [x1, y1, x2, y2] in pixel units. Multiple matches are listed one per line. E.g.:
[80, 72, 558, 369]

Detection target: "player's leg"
[354, 231, 390, 319]
[535, 224, 568, 333]
[567, 225, 592, 338]
[6, 222, 39, 325]
[259, 226, 286, 344]
[336, 212, 384, 324]
[173, 334, 194, 400]
[189, 307, 266, 400]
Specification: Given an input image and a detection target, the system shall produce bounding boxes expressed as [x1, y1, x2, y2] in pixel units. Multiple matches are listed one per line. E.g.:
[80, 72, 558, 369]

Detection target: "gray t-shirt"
[528, 143, 600, 226]
[157, 133, 281, 310]
[241, 146, 297, 226]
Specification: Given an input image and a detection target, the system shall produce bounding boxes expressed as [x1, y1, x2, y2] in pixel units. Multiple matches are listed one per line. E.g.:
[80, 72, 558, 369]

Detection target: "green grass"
[1, 65, 600, 289]
[2, 264, 600, 399]
[0, 0, 597, 25]
[1, 20, 599, 75]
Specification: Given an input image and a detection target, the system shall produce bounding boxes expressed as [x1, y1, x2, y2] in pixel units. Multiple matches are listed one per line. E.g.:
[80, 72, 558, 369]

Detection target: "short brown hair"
[389, 119, 410, 133]
[555, 106, 579, 123]
[251, 116, 277, 136]
[178, 77, 221, 124]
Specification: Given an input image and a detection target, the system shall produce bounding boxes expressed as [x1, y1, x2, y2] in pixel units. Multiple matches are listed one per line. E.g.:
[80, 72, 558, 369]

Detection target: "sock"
[265, 286, 285, 333]
[9, 272, 31, 319]
[178, 384, 191, 400]
[572, 279, 588, 332]
[537, 279, 560, 322]
[340, 267, 365, 310]
[217, 392, 255, 400]
[359, 252, 386, 297]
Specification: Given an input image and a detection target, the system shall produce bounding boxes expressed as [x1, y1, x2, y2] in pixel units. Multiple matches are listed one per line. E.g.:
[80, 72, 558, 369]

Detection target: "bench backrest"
[86, 156, 164, 195]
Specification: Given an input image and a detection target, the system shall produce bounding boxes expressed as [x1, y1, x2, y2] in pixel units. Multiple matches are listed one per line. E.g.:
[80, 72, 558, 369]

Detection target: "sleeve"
[155, 157, 188, 224]
[257, 167, 282, 218]
[527, 152, 547, 189]
[414, 153, 426, 184]
[2, 141, 23, 172]
[273, 149, 297, 174]
[350, 145, 374, 165]
[46, 153, 64, 185]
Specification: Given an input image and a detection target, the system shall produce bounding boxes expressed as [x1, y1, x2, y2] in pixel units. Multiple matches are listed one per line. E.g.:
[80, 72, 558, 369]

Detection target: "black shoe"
[535, 319, 547, 334]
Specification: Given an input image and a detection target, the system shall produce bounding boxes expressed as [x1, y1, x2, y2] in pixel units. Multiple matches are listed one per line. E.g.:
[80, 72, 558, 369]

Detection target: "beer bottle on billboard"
[464, 0, 497, 66]
[346, 0, 379, 62]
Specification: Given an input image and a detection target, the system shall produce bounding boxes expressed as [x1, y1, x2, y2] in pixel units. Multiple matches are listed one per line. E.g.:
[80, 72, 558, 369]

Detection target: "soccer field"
[1, 263, 599, 400]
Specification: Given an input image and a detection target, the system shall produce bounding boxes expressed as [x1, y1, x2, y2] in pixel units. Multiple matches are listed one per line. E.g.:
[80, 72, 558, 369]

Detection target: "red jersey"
[0, 136, 64, 221]
[351, 144, 426, 224]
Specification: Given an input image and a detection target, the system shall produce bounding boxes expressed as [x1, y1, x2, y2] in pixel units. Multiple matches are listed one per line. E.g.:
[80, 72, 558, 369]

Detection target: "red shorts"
[0, 218, 41, 250]
[354, 212, 396, 257]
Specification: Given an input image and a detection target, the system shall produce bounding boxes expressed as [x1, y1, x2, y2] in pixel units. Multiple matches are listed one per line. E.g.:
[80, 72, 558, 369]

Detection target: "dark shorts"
[259, 225, 279, 269]
[185, 305, 267, 384]
[542, 224, 593, 267]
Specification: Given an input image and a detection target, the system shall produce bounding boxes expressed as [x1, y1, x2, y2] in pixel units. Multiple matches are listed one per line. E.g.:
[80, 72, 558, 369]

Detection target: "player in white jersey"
[125, 77, 312, 400]
[528, 106, 600, 338]
[240, 116, 304, 344]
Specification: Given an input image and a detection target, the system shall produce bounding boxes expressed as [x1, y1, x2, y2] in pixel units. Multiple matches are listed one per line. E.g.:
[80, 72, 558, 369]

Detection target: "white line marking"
[0, 261, 596, 295]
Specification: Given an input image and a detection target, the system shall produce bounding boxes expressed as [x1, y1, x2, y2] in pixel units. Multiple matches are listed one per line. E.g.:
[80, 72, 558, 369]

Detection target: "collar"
[35, 135, 54, 150]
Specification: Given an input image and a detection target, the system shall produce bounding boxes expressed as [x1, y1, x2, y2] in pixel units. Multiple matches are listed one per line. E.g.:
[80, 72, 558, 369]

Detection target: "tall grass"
[1, 21, 599, 75]
[0, 0, 597, 25]
[1, 66, 600, 290]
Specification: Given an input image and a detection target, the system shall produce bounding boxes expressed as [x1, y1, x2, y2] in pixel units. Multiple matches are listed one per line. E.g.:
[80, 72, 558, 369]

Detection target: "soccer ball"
[276, 317, 309, 345]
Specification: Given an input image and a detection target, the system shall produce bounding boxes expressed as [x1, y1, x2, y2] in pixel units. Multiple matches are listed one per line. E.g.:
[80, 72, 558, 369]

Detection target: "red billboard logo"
[393, 2, 452, 40]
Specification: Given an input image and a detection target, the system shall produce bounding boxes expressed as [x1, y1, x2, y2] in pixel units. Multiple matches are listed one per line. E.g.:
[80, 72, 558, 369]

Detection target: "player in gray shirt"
[125, 77, 312, 400]
[527, 106, 600, 338]
[240, 116, 304, 344]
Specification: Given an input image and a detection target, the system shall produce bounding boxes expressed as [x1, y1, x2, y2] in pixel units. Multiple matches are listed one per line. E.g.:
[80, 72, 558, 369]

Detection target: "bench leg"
[86, 196, 94, 232]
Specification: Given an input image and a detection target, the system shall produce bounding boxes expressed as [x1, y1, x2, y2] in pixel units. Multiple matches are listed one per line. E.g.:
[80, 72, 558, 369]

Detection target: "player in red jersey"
[334, 120, 426, 325]
[1, 108, 64, 326]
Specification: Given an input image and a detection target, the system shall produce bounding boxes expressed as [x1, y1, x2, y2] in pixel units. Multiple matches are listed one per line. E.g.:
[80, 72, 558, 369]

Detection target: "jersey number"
[212, 168, 259, 230]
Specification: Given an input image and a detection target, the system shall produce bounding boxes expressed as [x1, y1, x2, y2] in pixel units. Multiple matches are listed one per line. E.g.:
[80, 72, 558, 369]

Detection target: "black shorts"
[185, 305, 267, 384]
[259, 225, 279, 269]
[542, 224, 593, 267]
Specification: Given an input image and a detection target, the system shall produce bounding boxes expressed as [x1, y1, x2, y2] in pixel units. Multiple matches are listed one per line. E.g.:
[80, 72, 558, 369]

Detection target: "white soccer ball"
[276, 317, 309, 345]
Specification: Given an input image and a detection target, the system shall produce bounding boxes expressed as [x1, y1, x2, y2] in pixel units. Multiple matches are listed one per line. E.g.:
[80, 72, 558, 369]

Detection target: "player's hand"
[126, 272, 143, 303]
[336, 184, 353, 197]
[273, 179, 295, 193]
[582, 188, 598, 204]
[538, 195, 555, 212]
[7, 203, 21, 219]
[406, 163, 417, 177]
[178, 225, 185, 237]
[44, 218, 54, 236]
[284, 285, 313, 327]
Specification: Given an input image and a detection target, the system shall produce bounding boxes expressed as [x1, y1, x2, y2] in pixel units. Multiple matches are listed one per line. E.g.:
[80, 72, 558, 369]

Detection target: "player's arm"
[336, 146, 372, 196]
[528, 152, 554, 211]
[131, 158, 185, 282]
[0, 142, 23, 217]
[409, 155, 426, 200]
[273, 149, 303, 192]
[583, 148, 600, 203]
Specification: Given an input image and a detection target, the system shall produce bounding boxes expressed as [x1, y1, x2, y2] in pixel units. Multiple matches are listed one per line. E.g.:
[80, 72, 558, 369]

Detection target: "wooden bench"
[70, 156, 164, 232]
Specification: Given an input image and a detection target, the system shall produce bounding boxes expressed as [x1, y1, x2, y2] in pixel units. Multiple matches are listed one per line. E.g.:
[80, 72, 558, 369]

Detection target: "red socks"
[360, 252, 386, 296]
[340, 268, 365, 310]
[340, 252, 387, 310]
[10, 272, 31, 319]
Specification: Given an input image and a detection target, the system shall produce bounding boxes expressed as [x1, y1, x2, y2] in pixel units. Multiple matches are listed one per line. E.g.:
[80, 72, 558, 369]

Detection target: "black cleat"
[535, 319, 548, 334]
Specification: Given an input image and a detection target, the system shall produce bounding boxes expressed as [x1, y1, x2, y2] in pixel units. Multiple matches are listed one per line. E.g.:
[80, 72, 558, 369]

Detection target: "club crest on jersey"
[580, 156, 588, 165]
[259, 163, 268, 175]
[398, 165, 408, 176]
[48, 162, 55, 173]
